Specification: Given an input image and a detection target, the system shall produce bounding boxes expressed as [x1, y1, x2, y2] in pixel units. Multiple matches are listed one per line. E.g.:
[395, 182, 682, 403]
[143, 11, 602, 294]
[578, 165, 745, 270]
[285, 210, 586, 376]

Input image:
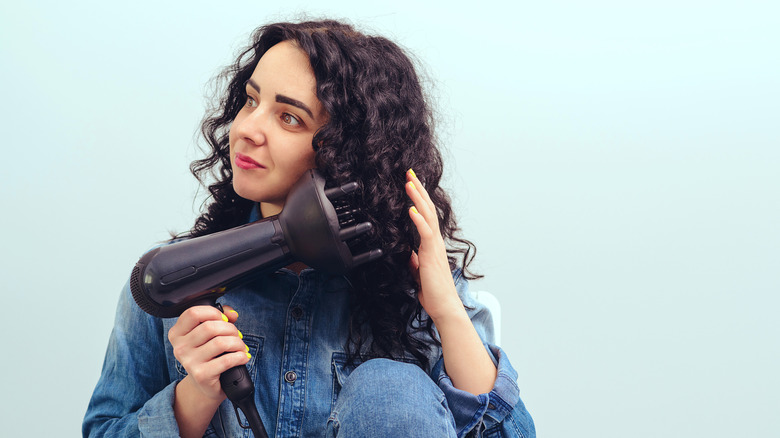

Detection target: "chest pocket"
[329, 351, 422, 412]
[175, 334, 265, 377]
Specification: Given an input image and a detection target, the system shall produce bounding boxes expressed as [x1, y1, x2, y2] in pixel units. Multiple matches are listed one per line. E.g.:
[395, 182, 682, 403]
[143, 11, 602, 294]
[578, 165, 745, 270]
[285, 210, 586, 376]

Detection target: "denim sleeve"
[83, 279, 182, 437]
[432, 272, 536, 438]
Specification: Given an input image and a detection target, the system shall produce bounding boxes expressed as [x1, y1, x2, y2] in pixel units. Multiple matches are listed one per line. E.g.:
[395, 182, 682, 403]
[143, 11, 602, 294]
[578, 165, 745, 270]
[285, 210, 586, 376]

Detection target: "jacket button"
[284, 371, 297, 384]
[290, 306, 304, 320]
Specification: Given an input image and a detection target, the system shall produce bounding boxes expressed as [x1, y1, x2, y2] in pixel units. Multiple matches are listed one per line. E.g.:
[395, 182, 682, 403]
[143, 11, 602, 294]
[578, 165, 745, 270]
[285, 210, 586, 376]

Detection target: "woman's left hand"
[405, 169, 498, 394]
[405, 169, 464, 323]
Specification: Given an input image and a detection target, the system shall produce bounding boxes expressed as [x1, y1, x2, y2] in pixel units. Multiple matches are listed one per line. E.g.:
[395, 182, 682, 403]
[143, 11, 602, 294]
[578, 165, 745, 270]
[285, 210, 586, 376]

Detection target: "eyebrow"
[246, 78, 314, 119]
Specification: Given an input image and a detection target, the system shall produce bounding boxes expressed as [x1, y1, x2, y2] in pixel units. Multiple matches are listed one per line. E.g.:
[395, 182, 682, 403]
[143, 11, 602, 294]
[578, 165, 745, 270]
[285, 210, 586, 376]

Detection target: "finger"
[179, 330, 248, 370]
[222, 305, 239, 323]
[199, 334, 249, 362]
[408, 251, 421, 285]
[186, 319, 243, 348]
[168, 305, 226, 340]
[212, 350, 252, 375]
[404, 170, 439, 230]
[408, 205, 433, 240]
[409, 250, 420, 270]
[187, 350, 250, 390]
[406, 182, 437, 232]
[406, 169, 435, 210]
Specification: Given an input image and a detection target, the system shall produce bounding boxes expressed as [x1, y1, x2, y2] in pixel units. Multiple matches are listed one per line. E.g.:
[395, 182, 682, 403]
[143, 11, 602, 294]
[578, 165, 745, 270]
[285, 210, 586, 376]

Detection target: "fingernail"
[229, 309, 239, 317]
[408, 168, 417, 179]
[246, 352, 252, 359]
[411, 206, 419, 215]
[238, 330, 243, 339]
[245, 345, 249, 352]
[221, 313, 229, 322]
[408, 181, 416, 190]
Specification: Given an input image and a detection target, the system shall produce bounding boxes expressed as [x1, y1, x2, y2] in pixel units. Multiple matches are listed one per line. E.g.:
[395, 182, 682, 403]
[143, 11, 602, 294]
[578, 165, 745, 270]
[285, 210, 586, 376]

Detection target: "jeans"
[326, 358, 458, 437]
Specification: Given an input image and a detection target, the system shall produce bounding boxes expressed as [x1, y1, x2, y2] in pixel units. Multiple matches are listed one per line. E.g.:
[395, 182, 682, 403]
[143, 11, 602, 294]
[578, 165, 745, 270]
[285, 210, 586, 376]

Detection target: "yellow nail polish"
[408, 181, 416, 190]
[245, 345, 250, 352]
[230, 309, 239, 317]
[221, 313, 228, 322]
[238, 330, 243, 339]
[411, 206, 419, 215]
[246, 352, 252, 359]
[408, 168, 417, 179]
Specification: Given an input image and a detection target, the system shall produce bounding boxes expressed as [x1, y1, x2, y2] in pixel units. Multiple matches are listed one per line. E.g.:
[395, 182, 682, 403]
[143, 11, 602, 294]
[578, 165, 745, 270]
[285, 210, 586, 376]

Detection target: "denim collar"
[248, 203, 261, 222]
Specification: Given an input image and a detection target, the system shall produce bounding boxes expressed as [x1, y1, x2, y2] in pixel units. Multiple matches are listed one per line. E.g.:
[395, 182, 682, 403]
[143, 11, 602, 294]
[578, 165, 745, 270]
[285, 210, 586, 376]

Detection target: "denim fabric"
[326, 358, 457, 437]
[84, 247, 535, 437]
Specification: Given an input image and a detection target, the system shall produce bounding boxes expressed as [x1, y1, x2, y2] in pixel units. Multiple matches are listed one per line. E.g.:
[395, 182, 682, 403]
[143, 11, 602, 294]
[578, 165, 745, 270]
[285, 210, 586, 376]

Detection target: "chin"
[233, 180, 262, 203]
[233, 181, 286, 208]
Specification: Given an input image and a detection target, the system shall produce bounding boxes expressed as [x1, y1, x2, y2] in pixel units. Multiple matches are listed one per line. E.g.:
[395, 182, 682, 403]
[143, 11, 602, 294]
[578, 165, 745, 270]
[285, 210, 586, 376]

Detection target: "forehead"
[251, 41, 318, 100]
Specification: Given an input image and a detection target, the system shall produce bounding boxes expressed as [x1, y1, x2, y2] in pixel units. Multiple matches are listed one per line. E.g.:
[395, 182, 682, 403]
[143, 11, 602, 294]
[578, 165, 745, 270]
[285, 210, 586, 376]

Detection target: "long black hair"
[186, 19, 480, 368]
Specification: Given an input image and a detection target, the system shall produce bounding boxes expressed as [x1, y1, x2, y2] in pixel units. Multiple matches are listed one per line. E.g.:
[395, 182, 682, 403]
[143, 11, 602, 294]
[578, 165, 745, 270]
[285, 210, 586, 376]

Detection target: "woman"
[84, 19, 534, 437]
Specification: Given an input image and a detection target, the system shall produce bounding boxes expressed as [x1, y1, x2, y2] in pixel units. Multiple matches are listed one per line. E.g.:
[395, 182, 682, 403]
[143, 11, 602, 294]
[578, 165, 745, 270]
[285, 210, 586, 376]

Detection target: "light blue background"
[1, 1, 778, 436]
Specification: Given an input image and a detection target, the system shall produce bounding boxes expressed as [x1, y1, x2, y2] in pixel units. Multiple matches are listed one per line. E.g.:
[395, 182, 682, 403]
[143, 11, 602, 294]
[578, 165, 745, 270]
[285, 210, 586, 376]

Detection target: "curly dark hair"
[185, 19, 480, 368]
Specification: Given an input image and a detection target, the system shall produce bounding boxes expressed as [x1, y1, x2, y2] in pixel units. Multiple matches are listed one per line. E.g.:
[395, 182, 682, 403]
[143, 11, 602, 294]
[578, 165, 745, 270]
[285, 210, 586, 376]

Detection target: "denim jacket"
[83, 246, 535, 437]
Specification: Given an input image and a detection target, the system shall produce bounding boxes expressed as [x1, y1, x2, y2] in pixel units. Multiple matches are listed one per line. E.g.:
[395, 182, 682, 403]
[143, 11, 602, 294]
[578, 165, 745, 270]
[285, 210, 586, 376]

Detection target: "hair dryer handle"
[221, 364, 269, 437]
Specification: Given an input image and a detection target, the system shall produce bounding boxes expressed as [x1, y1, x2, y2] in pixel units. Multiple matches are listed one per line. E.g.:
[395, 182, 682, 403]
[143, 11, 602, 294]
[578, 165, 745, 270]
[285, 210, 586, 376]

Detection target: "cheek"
[227, 124, 238, 153]
[296, 151, 317, 176]
[302, 148, 317, 168]
[301, 138, 317, 165]
[282, 140, 317, 170]
[277, 146, 316, 189]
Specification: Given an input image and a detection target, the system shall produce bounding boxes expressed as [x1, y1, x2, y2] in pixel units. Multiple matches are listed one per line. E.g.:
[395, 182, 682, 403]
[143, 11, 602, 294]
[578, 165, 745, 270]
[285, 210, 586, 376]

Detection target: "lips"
[235, 153, 265, 170]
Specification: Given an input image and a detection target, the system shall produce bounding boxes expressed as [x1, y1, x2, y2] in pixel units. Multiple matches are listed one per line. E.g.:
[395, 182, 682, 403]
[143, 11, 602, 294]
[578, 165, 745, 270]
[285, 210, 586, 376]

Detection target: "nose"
[234, 106, 269, 147]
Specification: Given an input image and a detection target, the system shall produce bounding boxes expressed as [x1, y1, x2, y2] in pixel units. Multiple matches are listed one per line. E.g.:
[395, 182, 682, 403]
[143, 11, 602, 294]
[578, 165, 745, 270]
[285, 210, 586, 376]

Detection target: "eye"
[281, 113, 301, 127]
[245, 95, 258, 108]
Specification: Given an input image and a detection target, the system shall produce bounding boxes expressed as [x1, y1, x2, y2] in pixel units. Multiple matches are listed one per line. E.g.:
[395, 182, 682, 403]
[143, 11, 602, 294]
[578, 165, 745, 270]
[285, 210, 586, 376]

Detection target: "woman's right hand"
[168, 305, 250, 401]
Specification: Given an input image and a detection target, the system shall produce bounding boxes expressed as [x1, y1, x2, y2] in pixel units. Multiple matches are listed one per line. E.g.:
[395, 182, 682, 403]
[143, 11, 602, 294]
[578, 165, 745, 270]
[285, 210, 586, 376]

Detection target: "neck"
[260, 202, 283, 218]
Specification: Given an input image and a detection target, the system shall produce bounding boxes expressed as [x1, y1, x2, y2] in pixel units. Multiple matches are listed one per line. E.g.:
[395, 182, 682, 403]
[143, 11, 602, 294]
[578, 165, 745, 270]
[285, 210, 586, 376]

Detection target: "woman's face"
[229, 41, 328, 217]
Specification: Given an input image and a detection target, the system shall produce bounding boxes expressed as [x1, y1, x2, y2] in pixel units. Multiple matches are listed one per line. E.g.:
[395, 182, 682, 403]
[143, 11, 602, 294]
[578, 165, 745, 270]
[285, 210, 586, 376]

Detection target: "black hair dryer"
[129, 169, 382, 438]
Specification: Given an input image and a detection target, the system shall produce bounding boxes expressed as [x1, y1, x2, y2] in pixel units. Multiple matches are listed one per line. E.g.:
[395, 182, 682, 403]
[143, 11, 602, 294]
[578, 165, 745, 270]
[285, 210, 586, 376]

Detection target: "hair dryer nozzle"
[324, 182, 359, 200]
[278, 170, 382, 274]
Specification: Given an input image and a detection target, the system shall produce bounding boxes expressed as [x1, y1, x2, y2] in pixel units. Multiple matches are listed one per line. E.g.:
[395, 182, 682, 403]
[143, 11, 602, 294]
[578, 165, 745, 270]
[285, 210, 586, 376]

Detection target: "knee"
[342, 358, 435, 401]
[329, 359, 456, 437]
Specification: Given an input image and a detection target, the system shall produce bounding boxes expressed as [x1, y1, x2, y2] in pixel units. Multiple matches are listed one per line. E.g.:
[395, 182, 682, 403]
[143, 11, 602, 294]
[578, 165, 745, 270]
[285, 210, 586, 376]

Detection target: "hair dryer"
[130, 169, 382, 316]
[128, 169, 382, 437]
